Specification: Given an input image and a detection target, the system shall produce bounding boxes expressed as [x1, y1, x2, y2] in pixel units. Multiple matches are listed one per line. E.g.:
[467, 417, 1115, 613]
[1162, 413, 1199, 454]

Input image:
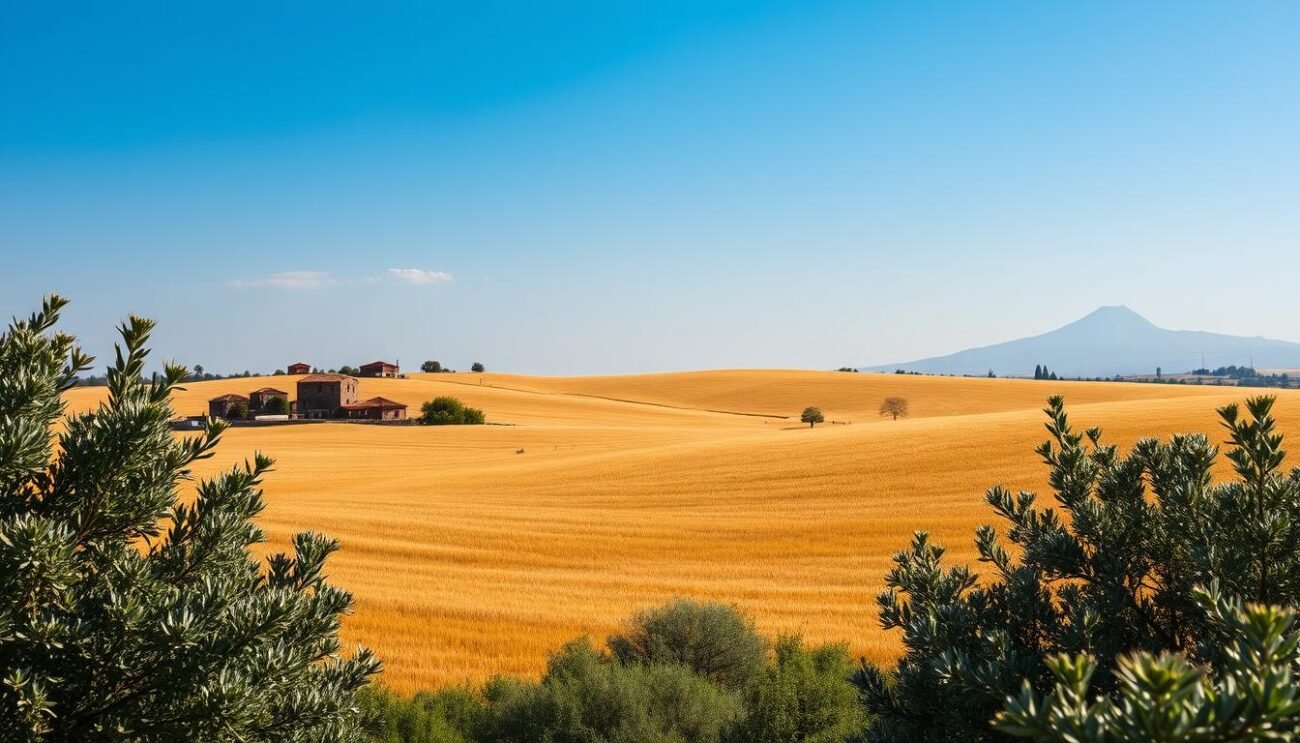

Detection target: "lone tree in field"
[471, 362, 485, 373]
[420, 360, 443, 373]
[879, 396, 908, 420]
[801, 406, 825, 428]
[0, 295, 379, 741]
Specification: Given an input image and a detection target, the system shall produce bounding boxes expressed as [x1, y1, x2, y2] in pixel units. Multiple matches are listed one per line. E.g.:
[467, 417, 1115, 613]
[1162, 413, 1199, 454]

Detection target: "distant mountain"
[861, 306, 1300, 378]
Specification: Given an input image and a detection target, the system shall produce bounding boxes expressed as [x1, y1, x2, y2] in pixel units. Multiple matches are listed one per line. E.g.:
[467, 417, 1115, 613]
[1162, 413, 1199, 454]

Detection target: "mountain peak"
[861, 304, 1300, 377]
[1071, 305, 1156, 329]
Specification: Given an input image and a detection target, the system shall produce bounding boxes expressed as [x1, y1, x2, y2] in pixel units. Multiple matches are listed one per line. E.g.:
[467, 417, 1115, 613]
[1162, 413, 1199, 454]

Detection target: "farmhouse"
[248, 387, 289, 414]
[208, 393, 248, 419]
[359, 360, 399, 378]
[342, 396, 408, 420]
[295, 373, 358, 418]
[287, 362, 311, 375]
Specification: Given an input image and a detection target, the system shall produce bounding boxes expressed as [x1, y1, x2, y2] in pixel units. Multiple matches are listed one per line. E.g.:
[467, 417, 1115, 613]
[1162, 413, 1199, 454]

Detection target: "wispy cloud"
[229, 270, 335, 289]
[387, 268, 453, 284]
[229, 268, 453, 289]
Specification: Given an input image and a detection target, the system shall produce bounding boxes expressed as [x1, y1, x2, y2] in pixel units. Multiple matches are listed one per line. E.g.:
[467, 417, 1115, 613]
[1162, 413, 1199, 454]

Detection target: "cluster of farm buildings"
[208, 360, 408, 421]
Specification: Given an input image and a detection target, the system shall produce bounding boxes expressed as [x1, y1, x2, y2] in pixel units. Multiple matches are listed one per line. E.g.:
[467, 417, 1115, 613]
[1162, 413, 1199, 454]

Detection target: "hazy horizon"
[4, 2, 1299, 375]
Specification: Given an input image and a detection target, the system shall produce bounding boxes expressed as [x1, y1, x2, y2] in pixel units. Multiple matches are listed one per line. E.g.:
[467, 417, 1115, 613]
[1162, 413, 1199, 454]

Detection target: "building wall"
[295, 379, 358, 417]
[248, 391, 288, 413]
[344, 405, 406, 420]
[208, 398, 247, 419]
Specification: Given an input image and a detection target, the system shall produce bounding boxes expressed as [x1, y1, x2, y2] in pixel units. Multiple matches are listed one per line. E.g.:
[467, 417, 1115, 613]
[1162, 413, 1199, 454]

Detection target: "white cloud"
[228, 267, 452, 289]
[229, 270, 334, 289]
[387, 268, 453, 285]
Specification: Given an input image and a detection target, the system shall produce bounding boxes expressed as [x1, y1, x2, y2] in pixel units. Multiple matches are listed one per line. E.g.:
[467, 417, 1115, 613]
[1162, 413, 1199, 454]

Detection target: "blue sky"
[3, 1, 1298, 374]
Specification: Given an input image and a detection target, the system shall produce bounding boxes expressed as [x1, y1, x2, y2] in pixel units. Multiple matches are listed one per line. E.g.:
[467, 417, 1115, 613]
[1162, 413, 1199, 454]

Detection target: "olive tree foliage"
[998, 588, 1300, 742]
[857, 394, 1300, 741]
[801, 407, 825, 428]
[419, 397, 486, 426]
[263, 396, 291, 415]
[728, 636, 864, 743]
[485, 639, 744, 743]
[607, 600, 766, 690]
[0, 295, 379, 742]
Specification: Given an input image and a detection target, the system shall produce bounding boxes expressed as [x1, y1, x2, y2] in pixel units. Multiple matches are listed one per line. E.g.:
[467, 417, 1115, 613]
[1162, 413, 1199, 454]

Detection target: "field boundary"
[421, 377, 793, 420]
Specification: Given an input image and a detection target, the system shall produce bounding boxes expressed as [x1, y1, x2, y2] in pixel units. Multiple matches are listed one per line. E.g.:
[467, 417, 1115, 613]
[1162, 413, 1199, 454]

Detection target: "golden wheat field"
[61, 370, 1300, 694]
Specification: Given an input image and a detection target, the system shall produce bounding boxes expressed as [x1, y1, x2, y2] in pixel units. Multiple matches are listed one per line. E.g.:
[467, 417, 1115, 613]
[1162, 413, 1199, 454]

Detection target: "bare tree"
[880, 396, 909, 421]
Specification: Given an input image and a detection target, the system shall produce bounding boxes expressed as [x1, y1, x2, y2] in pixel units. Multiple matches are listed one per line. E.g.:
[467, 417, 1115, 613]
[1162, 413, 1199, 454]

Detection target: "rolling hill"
[61, 371, 1300, 692]
[861, 305, 1300, 378]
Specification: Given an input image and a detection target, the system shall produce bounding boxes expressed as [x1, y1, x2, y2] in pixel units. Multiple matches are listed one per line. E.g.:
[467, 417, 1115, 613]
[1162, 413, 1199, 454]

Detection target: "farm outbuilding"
[248, 387, 289, 414]
[342, 396, 408, 420]
[296, 374, 358, 418]
[359, 360, 399, 378]
[287, 362, 311, 375]
[208, 393, 249, 419]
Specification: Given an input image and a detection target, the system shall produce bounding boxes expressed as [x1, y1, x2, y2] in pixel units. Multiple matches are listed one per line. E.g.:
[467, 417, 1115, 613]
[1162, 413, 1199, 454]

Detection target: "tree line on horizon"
[9, 294, 1300, 741]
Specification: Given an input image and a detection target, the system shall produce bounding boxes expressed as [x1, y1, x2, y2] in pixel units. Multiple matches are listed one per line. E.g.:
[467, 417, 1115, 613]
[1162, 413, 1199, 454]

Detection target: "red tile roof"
[298, 374, 357, 383]
[360, 361, 398, 369]
[251, 387, 288, 395]
[208, 393, 249, 402]
[341, 396, 407, 410]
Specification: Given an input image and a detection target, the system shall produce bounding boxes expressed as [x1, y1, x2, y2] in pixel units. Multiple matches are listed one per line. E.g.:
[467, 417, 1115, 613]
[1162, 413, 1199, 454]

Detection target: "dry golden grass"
[62, 371, 1300, 693]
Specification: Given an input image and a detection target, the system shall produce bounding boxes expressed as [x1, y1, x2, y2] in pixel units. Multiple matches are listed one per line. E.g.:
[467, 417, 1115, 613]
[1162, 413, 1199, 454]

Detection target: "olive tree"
[801, 407, 825, 428]
[0, 295, 379, 742]
[998, 588, 1300, 742]
[858, 395, 1300, 741]
[608, 600, 766, 690]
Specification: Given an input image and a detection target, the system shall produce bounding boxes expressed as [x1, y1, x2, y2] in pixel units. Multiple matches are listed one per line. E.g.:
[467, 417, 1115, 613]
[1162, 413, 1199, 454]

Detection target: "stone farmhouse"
[296, 373, 359, 418]
[248, 387, 289, 413]
[208, 393, 248, 418]
[207, 370, 407, 421]
[359, 360, 399, 377]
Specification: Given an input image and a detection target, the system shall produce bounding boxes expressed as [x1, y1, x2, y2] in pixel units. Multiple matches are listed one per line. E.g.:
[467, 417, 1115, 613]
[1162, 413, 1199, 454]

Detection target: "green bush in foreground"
[361, 687, 487, 743]
[608, 599, 766, 689]
[420, 396, 486, 425]
[859, 394, 1300, 741]
[486, 638, 745, 743]
[728, 636, 864, 743]
[998, 588, 1300, 742]
[0, 296, 378, 742]
[363, 602, 864, 743]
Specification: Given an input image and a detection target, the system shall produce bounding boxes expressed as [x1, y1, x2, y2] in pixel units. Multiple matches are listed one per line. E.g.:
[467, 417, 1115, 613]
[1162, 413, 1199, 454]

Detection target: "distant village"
[205, 360, 409, 423]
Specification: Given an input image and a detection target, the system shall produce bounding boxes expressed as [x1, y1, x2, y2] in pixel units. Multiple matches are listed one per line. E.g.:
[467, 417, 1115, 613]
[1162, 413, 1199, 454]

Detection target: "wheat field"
[62, 370, 1300, 693]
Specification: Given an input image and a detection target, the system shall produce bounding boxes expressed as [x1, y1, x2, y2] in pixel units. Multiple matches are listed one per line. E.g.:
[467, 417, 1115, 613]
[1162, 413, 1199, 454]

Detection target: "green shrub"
[608, 599, 766, 689]
[859, 395, 1300, 741]
[999, 587, 1300, 741]
[263, 395, 290, 415]
[361, 686, 487, 743]
[0, 295, 378, 741]
[485, 639, 744, 743]
[729, 636, 864, 743]
[420, 397, 485, 426]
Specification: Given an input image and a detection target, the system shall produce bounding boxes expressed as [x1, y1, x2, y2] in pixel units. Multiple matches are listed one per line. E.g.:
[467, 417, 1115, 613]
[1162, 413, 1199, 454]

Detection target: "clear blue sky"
[3, 1, 1298, 374]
